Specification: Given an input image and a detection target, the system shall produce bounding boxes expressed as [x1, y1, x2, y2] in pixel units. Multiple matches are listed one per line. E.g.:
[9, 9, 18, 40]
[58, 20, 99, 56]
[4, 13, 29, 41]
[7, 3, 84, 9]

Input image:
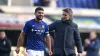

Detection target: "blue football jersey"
[22, 19, 49, 50]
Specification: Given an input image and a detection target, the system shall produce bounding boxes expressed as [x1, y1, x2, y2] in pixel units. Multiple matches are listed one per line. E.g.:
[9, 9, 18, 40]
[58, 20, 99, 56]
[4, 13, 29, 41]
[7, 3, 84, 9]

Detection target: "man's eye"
[38, 12, 43, 14]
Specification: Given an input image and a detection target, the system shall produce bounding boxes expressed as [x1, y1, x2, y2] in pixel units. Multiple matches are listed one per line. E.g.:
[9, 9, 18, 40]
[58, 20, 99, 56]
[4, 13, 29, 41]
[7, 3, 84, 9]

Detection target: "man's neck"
[36, 19, 42, 22]
[62, 18, 70, 21]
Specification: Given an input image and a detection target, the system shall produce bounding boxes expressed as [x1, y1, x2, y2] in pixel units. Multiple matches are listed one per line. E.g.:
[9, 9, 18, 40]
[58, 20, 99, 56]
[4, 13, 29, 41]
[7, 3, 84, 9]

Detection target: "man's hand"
[15, 47, 20, 54]
[48, 50, 53, 56]
[85, 39, 90, 45]
[78, 53, 82, 56]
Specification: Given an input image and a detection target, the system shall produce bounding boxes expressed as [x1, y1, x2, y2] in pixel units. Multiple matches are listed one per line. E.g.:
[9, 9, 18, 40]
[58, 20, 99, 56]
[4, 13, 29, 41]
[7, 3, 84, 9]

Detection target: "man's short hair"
[63, 8, 73, 15]
[35, 7, 44, 13]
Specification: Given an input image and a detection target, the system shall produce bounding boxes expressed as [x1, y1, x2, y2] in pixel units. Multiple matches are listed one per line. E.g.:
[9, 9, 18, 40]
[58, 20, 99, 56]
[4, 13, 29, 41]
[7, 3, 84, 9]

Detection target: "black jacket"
[49, 19, 82, 55]
[0, 37, 11, 56]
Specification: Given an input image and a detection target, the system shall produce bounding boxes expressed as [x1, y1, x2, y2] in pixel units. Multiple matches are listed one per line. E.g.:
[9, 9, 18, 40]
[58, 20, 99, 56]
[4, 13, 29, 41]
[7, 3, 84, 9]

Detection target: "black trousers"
[52, 54, 76, 56]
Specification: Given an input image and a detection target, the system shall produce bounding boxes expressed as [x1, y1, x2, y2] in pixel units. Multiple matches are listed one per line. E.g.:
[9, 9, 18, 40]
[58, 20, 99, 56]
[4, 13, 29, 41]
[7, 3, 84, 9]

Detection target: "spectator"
[84, 32, 100, 56]
[0, 30, 11, 56]
[33, 0, 50, 6]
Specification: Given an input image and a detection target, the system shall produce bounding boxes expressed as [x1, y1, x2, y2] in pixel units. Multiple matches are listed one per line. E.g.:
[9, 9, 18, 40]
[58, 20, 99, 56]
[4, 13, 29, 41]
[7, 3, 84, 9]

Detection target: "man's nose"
[40, 13, 43, 15]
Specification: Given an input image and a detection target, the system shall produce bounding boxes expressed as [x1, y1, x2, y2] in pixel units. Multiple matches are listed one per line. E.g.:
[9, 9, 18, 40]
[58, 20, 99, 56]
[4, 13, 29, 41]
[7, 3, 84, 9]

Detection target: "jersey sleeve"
[22, 22, 29, 33]
[44, 24, 49, 36]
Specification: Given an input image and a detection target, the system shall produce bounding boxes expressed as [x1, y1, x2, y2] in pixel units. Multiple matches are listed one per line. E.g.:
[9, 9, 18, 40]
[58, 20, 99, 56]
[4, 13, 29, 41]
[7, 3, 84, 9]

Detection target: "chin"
[39, 17, 43, 20]
[36, 17, 42, 20]
[39, 18, 43, 20]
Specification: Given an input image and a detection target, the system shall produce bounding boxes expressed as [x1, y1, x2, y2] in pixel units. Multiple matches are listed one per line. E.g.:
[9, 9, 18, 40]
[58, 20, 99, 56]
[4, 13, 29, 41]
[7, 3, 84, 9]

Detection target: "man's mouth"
[39, 16, 43, 18]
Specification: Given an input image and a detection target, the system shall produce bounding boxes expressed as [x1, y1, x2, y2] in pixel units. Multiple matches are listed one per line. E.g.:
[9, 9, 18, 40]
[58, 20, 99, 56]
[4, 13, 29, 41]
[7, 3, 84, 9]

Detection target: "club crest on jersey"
[32, 25, 35, 27]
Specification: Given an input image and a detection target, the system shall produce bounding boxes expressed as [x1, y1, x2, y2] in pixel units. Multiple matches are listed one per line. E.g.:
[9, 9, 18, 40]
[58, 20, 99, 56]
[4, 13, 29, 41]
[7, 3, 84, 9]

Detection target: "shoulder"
[26, 19, 34, 23]
[54, 20, 61, 23]
[25, 19, 34, 25]
[42, 21, 48, 26]
[95, 38, 100, 42]
[41, 21, 49, 28]
[71, 22, 78, 28]
[5, 37, 11, 43]
[50, 20, 61, 25]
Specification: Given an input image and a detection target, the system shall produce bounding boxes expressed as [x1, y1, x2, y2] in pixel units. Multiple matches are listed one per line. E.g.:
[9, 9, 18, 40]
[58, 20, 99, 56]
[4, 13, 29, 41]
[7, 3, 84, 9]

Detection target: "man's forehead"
[37, 10, 44, 12]
[63, 11, 68, 14]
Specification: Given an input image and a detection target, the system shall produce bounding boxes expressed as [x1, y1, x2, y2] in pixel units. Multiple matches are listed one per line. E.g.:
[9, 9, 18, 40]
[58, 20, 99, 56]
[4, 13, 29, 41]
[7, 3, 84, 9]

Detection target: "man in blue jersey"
[15, 7, 52, 56]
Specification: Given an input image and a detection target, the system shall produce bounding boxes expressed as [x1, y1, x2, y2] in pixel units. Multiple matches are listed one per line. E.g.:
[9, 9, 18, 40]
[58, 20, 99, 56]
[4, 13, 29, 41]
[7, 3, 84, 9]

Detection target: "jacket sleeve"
[74, 24, 82, 53]
[49, 21, 56, 31]
[84, 39, 100, 51]
[0, 39, 11, 53]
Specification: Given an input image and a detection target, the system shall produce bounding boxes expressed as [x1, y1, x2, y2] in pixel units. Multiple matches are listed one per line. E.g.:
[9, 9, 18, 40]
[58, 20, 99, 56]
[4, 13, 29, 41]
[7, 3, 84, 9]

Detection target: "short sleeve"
[44, 24, 49, 36]
[22, 22, 29, 33]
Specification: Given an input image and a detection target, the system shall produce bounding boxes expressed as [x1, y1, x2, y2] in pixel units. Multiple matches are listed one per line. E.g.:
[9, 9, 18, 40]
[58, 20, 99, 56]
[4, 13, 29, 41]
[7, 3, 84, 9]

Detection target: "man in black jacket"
[0, 31, 11, 56]
[49, 8, 82, 56]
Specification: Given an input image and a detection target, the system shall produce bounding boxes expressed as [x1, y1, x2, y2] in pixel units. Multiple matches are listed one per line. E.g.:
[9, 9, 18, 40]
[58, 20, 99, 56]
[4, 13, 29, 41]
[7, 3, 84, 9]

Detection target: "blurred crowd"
[0, 0, 99, 8]
[33, 0, 50, 7]
[32, 0, 98, 8]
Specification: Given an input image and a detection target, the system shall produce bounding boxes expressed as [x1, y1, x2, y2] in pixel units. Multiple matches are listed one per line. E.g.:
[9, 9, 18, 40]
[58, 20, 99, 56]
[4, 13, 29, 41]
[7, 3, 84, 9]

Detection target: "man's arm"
[17, 32, 25, 48]
[44, 24, 53, 56]
[49, 21, 57, 39]
[16, 32, 26, 54]
[49, 21, 56, 31]
[16, 21, 28, 54]
[74, 24, 82, 53]
[45, 35, 52, 56]
[45, 35, 52, 51]
[84, 39, 90, 51]
[84, 39, 100, 51]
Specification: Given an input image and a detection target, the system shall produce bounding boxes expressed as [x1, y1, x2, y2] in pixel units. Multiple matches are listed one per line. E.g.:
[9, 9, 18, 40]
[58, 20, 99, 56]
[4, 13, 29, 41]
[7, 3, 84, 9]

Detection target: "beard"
[36, 16, 43, 20]
[62, 17, 70, 21]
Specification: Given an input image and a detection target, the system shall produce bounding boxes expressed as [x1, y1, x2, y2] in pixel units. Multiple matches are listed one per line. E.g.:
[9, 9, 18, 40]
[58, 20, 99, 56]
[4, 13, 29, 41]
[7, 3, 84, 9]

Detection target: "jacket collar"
[61, 18, 73, 25]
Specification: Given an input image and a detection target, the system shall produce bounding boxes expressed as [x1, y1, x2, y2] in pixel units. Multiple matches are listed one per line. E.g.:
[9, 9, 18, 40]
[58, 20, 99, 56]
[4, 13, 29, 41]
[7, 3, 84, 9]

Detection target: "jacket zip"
[64, 24, 68, 55]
